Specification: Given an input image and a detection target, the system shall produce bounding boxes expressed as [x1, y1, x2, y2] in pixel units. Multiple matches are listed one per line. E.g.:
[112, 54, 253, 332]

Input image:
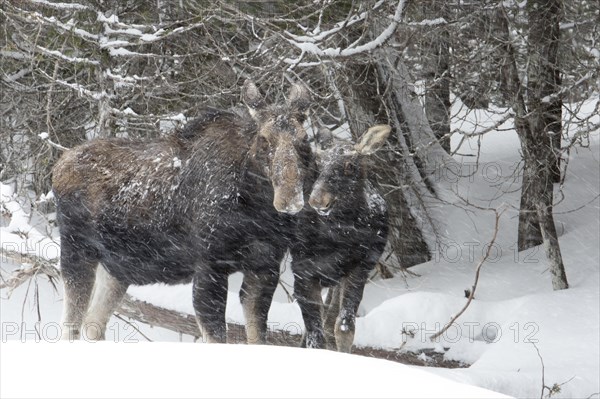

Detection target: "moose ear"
[242, 80, 266, 118]
[355, 125, 391, 155]
[287, 83, 310, 116]
[316, 127, 334, 149]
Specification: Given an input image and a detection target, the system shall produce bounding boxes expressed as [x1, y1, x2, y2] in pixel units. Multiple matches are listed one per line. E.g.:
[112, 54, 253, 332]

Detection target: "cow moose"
[290, 124, 391, 352]
[52, 81, 313, 343]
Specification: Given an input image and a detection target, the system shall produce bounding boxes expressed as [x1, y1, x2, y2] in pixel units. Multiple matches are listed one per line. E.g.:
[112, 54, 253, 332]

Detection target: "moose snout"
[309, 191, 334, 216]
[273, 189, 304, 215]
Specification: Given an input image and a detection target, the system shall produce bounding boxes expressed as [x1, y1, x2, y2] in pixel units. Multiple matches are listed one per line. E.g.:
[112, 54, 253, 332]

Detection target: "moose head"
[242, 81, 311, 215]
[309, 125, 391, 215]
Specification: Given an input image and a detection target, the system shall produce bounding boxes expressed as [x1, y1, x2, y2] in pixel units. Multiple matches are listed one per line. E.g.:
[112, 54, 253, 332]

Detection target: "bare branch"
[429, 207, 504, 342]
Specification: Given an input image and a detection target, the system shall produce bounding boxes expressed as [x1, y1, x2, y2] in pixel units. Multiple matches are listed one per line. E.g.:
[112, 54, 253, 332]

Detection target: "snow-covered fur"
[53, 81, 313, 343]
[291, 125, 391, 352]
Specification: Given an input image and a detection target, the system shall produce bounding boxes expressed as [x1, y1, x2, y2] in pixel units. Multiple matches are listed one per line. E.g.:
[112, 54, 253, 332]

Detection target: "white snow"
[97, 12, 119, 24]
[108, 47, 138, 57]
[286, 0, 406, 59]
[140, 30, 165, 42]
[409, 18, 448, 26]
[35, 45, 99, 65]
[47, 78, 107, 101]
[99, 38, 133, 48]
[0, 50, 29, 60]
[1, 98, 598, 398]
[0, 342, 508, 399]
[364, 180, 387, 214]
[28, 0, 88, 10]
[0, 183, 60, 261]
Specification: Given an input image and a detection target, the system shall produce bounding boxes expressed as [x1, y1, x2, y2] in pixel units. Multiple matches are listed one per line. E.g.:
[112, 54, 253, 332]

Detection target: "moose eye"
[343, 161, 355, 176]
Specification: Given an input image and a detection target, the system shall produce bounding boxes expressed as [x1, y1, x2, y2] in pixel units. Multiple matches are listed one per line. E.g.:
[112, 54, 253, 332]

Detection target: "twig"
[532, 342, 547, 399]
[112, 313, 154, 342]
[429, 207, 504, 341]
[278, 280, 295, 303]
[38, 133, 70, 151]
[532, 341, 576, 398]
[0, 250, 60, 295]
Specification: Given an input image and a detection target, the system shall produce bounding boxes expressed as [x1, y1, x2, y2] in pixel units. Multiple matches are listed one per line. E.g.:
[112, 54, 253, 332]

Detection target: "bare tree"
[493, 1, 569, 289]
[524, 0, 568, 289]
[3, 0, 596, 289]
[421, 0, 451, 153]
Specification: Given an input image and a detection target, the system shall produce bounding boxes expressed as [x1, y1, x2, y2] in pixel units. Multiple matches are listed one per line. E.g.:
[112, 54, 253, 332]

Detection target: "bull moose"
[53, 81, 313, 343]
[291, 125, 391, 352]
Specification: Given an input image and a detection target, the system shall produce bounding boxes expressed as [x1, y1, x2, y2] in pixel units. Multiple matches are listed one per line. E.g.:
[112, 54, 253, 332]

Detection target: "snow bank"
[0, 341, 508, 399]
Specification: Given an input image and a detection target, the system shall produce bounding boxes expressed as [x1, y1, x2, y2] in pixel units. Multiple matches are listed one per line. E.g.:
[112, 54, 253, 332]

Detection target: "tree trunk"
[519, 0, 564, 253]
[536, 204, 568, 290]
[423, 0, 451, 153]
[495, 3, 568, 289]
[495, 5, 546, 251]
[523, 0, 568, 289]
[372, 49, 460, 266]
[335, 61, 431, 270]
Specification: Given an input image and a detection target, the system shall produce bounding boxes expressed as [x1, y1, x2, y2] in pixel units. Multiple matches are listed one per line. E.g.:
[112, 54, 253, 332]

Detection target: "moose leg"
[83, 265, 128, 341]
[294, 277, 325, 349]
[60, 244, 98, 340]
[323, 286, 341, 350]
[335, 267, 369, 353]
[193, 268, 228, 343]
[240, 269, 279, 345]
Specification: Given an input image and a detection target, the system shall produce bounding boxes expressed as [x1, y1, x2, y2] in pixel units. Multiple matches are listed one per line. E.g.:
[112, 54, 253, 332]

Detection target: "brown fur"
[54, 82, 313, 342]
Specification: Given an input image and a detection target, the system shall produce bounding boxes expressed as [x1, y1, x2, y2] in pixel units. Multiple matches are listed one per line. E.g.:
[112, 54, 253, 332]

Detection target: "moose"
[53, 81, 313, 343]
[291, 124, 391, 352]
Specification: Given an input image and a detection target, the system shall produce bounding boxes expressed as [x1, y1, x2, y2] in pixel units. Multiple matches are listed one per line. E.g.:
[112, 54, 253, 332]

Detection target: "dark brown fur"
[54, 82, 313, 343]
[291, 125, 391, 352]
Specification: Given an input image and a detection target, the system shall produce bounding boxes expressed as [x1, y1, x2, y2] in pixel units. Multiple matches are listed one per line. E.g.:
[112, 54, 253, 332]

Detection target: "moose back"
[53, 81, 313, 343]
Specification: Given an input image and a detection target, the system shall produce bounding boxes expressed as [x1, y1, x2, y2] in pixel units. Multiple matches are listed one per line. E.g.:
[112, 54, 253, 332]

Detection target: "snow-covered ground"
[1, 99, 598, 398]
[0, 341, 508, 398]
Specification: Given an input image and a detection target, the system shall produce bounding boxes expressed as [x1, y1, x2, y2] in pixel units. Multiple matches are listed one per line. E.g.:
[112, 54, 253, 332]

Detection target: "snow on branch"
[96, 12, 147, 30]
[285, 9, 369, 44]
[285, 0, 388, 44]
[38, 132, 69, 151]
[2, 68, 32, 83]
[38, 69, 107, 100]
[11, 10, 98, 41]
[95, 9, 205, 48]
[36, 45, 99, 65]
[33, 13, 99, 41]
[98, 22, 205, 48]
[106, 47, 163, 58]
[0, 50, 30, 60]
[285, 0, 406, 60]
[541, 71, 596, 104]
[27, 0, 89, 11]
[407, 17, 447, 26]
[104, 69, 152, 85]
